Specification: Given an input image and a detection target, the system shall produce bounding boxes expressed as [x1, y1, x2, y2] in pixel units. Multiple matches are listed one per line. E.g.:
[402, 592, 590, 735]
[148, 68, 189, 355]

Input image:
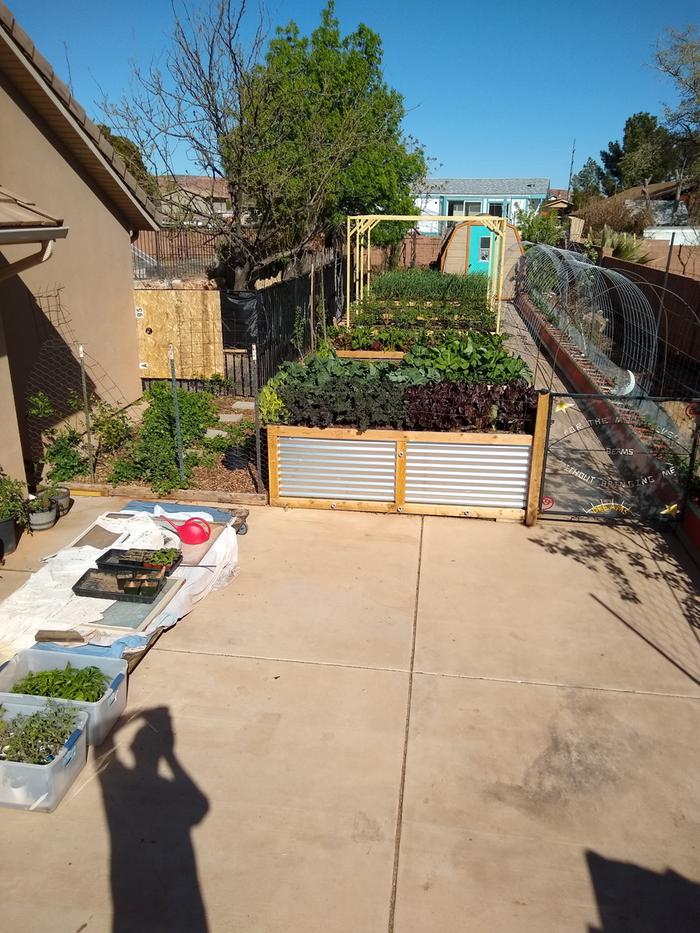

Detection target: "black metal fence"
[221, 258, 345, 391]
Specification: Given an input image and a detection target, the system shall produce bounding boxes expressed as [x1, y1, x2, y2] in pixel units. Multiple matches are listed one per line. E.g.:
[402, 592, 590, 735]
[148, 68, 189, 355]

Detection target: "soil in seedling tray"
[72, 568, 165, 604]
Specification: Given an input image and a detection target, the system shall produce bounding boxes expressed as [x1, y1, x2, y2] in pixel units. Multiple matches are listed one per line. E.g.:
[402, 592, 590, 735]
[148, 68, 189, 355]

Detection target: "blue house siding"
[415, 178, 550, 236]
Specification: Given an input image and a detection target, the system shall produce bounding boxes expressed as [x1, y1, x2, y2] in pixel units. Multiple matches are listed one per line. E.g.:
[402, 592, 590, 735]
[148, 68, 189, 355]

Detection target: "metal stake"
[78, 345, 95, 482]
[252, 342, 263, 493]
[169, 344, 185, 484]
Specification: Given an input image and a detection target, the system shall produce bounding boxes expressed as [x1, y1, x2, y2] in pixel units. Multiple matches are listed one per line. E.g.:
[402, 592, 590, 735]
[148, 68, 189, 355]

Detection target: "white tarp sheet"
[0, 509, 238, 661]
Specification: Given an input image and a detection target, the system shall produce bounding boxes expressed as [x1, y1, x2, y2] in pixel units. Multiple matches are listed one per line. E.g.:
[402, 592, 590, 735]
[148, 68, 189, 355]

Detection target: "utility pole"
[566, 139, 576, 201]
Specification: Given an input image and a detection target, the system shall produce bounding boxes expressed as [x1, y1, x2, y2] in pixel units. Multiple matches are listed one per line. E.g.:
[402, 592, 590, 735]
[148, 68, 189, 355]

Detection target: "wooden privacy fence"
[267, 394, 549, 524]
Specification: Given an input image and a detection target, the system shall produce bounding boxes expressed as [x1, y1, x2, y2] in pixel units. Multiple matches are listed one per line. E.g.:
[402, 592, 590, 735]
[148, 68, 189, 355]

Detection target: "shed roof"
[422, 178, 550, 196]
[0, 2, 159, 230]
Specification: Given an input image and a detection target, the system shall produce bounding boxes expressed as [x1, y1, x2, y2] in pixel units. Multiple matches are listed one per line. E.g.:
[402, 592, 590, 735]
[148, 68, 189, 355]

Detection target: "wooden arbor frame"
[345, 214, 508, 332]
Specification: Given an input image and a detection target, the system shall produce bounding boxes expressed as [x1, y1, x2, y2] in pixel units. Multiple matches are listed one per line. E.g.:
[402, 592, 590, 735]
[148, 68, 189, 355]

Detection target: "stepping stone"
[206, 428, 228, 438]
[232, 400, 255, 411]
[219, 412, 244, 424]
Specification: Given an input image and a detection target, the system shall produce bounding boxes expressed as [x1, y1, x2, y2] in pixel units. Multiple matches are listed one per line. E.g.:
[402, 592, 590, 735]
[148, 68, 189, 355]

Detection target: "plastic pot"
[28, 502, 58, 532]
[0, 517, 17, 557]
[53, 486, 71, 517]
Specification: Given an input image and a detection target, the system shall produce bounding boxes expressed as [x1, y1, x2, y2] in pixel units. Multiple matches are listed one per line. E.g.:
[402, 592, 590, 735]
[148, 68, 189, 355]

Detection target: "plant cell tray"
[72, 568, 165, 604]
[95, 548, 182, 575]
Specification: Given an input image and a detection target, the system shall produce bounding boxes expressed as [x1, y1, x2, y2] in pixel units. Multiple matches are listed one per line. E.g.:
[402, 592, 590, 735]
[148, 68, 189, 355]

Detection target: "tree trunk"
[231, 262, 253, 290]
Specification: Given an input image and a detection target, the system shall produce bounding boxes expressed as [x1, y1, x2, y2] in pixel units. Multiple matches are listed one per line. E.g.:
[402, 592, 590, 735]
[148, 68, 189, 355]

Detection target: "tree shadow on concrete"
[529, 522, 700, 686]
[96, 707, 209, 933]
[586, 850, 700, 932]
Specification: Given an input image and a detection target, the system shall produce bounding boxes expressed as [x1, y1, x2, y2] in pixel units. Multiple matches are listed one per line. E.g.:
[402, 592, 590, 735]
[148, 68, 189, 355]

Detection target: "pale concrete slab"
[159, 506, 422, 670]
[393, 673, 700, 933]
[415, 517, 700, 696]
[0, 649, 408, 933]
[218, 412, 244, 424]
[1, 495, 128, 572]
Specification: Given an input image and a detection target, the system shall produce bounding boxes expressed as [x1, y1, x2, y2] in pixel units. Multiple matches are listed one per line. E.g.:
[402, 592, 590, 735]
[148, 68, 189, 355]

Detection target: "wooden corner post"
[525, 391, 551, 526]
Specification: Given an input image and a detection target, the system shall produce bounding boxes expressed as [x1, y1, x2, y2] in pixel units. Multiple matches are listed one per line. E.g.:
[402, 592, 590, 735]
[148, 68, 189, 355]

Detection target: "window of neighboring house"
[479, 236, 491, 262]
[447, 200, 482, 216]
[488, 202, 503, 217]
[212, 199, 228, 213]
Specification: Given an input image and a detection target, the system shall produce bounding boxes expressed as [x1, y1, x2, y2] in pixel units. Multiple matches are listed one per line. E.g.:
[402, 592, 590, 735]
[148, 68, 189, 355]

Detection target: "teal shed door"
[467, 225, 492, 273]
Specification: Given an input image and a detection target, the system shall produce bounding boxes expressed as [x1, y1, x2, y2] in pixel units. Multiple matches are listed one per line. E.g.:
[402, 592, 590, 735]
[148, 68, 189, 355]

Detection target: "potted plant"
[0, 468, 28, 557]
[53, 485, 71, 517]
[27, 485, 58, 532]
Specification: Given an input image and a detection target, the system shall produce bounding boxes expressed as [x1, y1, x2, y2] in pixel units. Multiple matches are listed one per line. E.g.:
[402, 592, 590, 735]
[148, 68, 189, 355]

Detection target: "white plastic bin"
[0, 649, 128, 746]
[0, 700, 88, 812]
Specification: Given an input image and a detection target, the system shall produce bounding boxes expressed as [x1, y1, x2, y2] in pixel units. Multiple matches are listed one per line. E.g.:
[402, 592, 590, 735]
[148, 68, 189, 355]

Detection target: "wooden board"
[135, 289, 224, 378]
[267, 424, 532, 446]
[335, 350, 405, 360]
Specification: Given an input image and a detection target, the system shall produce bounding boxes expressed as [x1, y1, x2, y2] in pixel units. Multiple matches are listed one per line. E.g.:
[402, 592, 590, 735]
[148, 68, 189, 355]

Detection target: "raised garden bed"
[267, 422, 547, 521]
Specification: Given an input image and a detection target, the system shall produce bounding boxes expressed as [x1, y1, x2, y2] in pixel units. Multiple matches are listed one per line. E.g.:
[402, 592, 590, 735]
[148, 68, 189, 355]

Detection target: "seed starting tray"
[72, 568, 165, 604]
[95, 548, 183, 575]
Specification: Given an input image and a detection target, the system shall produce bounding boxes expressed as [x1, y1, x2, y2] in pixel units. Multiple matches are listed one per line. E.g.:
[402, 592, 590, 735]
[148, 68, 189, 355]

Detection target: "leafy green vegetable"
[0, 701, 79, 765]
[12, 663, 110, 703]
[404, 334, 531, 384]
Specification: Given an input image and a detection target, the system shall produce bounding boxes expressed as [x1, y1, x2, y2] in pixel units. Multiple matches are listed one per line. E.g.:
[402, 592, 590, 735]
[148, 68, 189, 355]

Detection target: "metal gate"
[539, 392, 700, 523]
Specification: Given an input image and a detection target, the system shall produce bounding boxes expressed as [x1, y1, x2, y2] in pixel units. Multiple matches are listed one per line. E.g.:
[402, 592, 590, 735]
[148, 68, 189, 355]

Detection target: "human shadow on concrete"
[97, 707, 210, 933]
[586, 850, 700, 932]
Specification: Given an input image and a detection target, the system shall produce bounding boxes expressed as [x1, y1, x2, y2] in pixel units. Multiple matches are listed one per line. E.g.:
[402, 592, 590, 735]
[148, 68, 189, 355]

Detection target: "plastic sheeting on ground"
[0, 507, 238, 661]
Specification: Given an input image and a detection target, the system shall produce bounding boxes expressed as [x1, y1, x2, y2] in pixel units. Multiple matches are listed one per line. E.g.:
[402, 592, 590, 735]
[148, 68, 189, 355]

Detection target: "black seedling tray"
[95, 548, 182, 575]
[72, 568, 165, 604]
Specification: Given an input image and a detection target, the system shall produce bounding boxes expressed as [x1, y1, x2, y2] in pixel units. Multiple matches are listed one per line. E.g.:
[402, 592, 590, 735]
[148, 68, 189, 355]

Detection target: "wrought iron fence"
[132, 230, 219, 280]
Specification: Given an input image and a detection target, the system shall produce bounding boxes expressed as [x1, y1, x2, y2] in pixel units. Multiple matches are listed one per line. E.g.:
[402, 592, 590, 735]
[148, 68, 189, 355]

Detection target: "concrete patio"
[0, 499, 699, 932]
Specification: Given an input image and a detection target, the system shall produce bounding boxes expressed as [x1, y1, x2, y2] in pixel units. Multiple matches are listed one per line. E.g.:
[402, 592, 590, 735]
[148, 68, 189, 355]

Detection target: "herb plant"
[12, 663, 110, 702]
[0, 701, 79, 765]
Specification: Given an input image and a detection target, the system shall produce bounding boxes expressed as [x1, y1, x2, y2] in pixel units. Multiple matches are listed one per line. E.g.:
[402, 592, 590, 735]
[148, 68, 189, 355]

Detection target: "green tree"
[655, 26, 700, 189]
[571, 157, 603, 208]
[96, 124, 159, 199]
[515, 208, 562, 246]
[105, 1, 425, 288]
[599, 139, 624, 194]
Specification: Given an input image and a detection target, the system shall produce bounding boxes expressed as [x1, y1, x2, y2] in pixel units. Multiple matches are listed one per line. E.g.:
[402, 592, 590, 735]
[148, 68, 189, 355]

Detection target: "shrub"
[574, 195, 653, 236]
[92, 401, 132, 453]
[44, 428, 88, 482]
[109, 384, 218, 493]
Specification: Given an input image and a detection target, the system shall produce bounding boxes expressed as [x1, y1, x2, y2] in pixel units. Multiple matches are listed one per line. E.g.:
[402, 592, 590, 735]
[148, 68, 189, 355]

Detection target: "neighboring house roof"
[617, 179, 695, 201]
[420, 178, 550, 196]
[164, 175, 230, 199]
[548, 187, 569, 200]
[0, 2, 159, 230]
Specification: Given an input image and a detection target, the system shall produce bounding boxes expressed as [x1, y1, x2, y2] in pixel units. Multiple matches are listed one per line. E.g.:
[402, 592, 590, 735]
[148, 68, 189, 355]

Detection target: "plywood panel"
[134, 289, 224, 378]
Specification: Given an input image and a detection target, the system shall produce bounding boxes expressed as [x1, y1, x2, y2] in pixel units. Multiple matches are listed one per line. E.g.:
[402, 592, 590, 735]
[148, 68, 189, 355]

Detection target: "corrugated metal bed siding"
[405, 441, 531, 508]
[278, 437, 397, 501]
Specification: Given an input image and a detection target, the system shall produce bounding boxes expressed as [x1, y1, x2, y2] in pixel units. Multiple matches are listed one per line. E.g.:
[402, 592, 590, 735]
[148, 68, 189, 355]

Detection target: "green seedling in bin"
[0, 701, 79, 764]
[12, 663, 110, 703]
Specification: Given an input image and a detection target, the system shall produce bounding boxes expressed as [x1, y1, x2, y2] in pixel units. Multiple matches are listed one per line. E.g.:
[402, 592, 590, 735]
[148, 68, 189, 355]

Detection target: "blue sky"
[8, 0, 696, 186]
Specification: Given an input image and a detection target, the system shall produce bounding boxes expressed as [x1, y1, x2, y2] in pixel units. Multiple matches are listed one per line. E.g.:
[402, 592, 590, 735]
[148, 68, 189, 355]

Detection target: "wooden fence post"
[525, 391, 551, 526]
